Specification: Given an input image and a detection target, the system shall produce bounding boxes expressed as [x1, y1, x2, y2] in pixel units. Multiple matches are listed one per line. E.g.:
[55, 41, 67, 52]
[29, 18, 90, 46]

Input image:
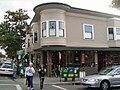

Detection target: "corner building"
[26, 3, 120, 76]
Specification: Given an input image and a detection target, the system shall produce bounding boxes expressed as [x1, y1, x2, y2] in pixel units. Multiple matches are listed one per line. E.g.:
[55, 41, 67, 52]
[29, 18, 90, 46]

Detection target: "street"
[0, 75, 120, 90]
[29, 84, 120, 90]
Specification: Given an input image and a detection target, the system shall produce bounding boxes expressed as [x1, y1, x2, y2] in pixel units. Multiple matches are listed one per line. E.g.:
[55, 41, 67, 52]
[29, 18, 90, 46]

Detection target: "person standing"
[38, 65, 46, 90]
[12, 60, 17, 80]
[25, 62, 35, 90]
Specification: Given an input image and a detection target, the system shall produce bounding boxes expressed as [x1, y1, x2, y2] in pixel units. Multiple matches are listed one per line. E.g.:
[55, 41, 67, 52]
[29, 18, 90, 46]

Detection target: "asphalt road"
[0, 75, 120, 90]
[31, 84, 120, 90]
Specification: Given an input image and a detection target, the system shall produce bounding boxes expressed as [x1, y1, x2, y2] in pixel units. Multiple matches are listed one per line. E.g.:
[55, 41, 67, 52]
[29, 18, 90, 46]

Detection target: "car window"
[99, 67, 114, 75]
[114, 69, 120, 75]
[1, 63, 12, 68]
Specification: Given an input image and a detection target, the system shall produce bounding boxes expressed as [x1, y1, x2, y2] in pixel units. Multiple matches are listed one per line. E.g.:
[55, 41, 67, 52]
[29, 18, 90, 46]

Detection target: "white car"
[0, 60, 13, 75]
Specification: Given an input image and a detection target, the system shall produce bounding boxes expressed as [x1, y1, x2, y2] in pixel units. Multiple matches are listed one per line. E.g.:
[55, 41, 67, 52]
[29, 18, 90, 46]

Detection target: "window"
[116, 28, 120, 40]
[41, 20, 65, 38]
[114, 69, 120, 75]
[42, 22, 46, 37]
[49, 21, 56, 36]
[83, 24, 94, 39]
[28, 39, 30, 47]
[59, 21, 64, 37]
[34, 32, 37, 43]
[108, 28, 114, 40]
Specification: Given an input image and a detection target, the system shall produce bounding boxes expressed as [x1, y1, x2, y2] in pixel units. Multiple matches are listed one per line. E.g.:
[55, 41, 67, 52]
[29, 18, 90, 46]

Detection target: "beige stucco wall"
[31, 22, 41, 50]
[29, 8, 120, 48]
[40, 9, 67, 46]
[66, 13, 108, 47]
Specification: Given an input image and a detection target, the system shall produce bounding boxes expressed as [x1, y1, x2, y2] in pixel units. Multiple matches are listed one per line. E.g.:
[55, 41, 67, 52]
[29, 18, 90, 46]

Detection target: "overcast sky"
[0, 0, 120, 24]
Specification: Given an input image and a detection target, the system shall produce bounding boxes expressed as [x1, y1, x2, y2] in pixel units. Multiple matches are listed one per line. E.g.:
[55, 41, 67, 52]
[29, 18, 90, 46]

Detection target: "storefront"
[33, 46, 120, 76]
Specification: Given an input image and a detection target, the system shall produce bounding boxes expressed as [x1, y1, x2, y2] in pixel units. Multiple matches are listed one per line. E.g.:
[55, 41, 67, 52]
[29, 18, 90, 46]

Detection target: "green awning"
[34, 46, 120, 51]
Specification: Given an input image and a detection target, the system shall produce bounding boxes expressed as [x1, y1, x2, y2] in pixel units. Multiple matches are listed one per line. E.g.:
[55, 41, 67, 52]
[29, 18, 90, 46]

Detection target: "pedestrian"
[19, 62, 24, 78]
[38, 64, 46, 90]
[12, 60, 17, 80]
[25, 62, 35, 90]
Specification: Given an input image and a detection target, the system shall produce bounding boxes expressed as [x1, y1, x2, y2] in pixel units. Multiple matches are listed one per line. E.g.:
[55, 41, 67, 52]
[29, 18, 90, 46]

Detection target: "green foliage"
[0, 52, 5, 58]
[0, 9, 30, 58]
[111, 0, 120, 9]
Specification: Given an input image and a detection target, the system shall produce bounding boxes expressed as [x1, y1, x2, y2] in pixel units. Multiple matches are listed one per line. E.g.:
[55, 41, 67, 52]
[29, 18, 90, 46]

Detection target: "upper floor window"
[108, 28, 114, 40]
[42, 22, 46, 37]
[49, 21, 56, 37]
[116, 28, 120, 40]
[28, 39, 30, 47]
[83, 24, 94, 39]
[34, 32, 37, 43]
[59, 21, 64, 37]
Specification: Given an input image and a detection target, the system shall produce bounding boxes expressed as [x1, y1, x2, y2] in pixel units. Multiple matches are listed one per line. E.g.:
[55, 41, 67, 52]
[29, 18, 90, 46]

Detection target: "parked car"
[0, 60, 13, 75]
[80, 65, 120, 90]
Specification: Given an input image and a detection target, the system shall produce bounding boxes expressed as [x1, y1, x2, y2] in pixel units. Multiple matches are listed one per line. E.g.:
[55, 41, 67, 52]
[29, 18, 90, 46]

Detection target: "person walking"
[25, 62, 35, 90]
[38, 65, 46, 90]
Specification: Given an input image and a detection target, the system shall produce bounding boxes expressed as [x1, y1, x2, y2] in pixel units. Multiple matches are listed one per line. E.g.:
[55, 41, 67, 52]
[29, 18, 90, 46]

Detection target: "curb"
[44, 81, 81, 85]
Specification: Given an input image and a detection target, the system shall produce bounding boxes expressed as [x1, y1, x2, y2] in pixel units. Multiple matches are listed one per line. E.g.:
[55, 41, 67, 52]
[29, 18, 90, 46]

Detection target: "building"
[25, 3, 120, 76]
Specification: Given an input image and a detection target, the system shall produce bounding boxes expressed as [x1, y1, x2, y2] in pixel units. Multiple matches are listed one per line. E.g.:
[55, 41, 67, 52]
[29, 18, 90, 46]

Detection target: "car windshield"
[99, 67, 114, 75]
[1, 63, 12, 68]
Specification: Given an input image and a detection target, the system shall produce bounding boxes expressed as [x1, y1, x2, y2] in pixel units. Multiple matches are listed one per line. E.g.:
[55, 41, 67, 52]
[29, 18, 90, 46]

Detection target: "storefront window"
[83, 51, 95, 67]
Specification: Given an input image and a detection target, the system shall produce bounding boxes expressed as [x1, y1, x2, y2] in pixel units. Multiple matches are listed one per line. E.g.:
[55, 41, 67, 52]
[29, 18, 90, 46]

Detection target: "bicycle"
[40, 77, 44, 90]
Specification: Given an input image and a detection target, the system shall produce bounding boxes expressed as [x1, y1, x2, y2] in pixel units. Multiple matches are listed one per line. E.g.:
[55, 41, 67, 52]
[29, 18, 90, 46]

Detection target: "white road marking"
[0, 84, 22, 90]
[15, 85, 22, 90]
[52, 85, 67, 90]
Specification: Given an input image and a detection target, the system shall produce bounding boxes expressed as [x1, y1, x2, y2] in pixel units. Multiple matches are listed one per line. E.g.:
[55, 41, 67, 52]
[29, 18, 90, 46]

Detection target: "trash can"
[60, 67, 68, 81]
[67, 67, 75, 81]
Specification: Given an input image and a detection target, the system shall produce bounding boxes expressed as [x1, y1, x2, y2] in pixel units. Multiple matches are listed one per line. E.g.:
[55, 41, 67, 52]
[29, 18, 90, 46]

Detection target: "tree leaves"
[0, 9, 30, 58]
[111, 0, 120, 9]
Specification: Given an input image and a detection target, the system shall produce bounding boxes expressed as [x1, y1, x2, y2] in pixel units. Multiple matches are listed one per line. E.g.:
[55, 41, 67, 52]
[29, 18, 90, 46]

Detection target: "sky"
[0, 0, 120, 54]
[0, 0, 120, 24]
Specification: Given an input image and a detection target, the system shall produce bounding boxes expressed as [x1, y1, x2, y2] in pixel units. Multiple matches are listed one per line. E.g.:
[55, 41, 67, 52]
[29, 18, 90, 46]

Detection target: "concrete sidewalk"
[16, 75, 80, 85]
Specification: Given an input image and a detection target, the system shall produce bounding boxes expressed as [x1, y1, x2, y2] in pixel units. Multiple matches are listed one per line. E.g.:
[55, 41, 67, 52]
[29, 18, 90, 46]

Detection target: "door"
[111, 68, 120, 86]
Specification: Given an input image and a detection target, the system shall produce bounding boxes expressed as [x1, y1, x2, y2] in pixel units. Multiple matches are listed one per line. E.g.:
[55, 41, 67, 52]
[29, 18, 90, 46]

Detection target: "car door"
[111, 68, 120, 86]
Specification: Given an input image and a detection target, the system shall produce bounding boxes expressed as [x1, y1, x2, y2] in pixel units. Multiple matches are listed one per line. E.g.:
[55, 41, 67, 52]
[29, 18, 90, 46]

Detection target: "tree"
[0, 52, 5, 58]
[111, 0, 120, 9]
[0, 9, 30, 58]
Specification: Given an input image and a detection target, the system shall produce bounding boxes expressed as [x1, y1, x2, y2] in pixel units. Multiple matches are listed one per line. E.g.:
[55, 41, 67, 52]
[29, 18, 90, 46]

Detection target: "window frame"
[42, 22, 47, 37]
[83, 24, 94, 39]
[34, 32, 37, 43]
[49, 21, 56, 37]
[59, 21, 64, 37]
[116, 27, 120, 40]
[107, 27, 114, 40]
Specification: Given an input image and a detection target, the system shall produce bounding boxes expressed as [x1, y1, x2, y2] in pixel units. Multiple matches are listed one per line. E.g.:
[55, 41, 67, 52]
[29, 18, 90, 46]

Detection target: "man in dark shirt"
[38, 65, 46, 90]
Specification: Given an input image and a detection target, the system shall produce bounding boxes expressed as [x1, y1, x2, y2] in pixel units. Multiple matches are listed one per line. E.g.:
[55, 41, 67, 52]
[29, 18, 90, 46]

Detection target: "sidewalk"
[16, 74, 81, 85]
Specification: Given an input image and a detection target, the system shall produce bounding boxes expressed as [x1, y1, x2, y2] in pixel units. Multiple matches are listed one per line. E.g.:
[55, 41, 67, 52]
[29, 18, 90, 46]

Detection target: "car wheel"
[100, 81, 110, 90]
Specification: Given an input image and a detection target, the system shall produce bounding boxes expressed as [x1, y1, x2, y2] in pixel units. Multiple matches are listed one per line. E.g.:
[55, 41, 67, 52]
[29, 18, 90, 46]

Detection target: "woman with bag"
[25, 62, 35, 90]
